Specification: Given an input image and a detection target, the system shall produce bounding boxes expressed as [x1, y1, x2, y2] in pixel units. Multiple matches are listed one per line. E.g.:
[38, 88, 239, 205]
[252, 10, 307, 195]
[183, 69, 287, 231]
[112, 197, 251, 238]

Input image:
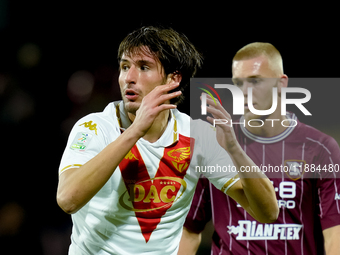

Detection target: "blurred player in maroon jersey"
[179, 42, 340, 255]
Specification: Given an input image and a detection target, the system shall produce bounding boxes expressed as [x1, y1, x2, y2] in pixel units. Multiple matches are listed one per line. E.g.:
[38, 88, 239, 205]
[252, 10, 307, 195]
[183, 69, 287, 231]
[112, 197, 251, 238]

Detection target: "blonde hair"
[233, 42, 284, 75]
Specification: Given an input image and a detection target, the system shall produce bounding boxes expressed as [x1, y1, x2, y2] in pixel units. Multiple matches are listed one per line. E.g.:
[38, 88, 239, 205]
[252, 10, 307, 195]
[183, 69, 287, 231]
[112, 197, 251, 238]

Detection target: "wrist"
[125, 123, 145, 141]
[226, 142, 243, 156]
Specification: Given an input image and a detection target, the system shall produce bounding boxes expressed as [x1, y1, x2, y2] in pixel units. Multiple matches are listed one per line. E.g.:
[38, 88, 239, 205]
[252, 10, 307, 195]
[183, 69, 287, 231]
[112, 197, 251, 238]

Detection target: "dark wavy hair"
[118, 26, 203, 105]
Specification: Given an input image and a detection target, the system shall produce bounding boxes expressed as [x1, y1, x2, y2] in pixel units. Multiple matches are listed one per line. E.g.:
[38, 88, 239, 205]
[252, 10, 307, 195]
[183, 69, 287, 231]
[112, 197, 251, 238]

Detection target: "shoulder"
[72, 102, 120, 137]
[172, 109, 212, 131]
[296, 121, 340, 156]
[299, 122, 337, 146]
[174, 109, 215, 139]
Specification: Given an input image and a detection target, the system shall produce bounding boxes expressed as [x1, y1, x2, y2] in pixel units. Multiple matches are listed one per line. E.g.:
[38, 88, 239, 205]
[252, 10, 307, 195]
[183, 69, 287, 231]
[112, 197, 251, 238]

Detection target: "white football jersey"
[59, 101, 239, 255]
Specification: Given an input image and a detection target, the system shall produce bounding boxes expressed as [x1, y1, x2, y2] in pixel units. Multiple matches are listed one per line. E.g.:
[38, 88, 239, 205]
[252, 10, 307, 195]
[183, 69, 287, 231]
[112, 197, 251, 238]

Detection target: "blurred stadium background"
[0, 2, 339, 254]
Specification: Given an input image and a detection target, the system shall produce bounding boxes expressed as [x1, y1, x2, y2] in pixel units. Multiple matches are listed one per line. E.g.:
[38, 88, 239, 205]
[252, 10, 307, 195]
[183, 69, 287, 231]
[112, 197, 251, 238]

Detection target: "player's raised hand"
[132, 82, 182, 137]
[203, 93, 241, 154]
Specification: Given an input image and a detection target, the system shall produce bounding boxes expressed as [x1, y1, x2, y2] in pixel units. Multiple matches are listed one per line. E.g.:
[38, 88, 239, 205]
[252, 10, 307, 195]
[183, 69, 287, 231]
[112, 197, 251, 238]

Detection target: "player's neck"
[129, 110, 170, 143]
[244, 113, 288, 138]
[145, 110, 170, 143]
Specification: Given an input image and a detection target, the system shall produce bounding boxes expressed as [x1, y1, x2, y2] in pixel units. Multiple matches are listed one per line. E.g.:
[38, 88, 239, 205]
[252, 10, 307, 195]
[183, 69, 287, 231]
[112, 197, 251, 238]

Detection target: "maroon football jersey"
[185, 113, 340, 255]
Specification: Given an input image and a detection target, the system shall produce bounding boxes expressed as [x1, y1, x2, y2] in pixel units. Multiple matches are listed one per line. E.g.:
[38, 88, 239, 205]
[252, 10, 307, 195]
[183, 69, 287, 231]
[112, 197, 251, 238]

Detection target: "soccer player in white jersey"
[180, 43, 340, 255]
[57, 27, 278, 255]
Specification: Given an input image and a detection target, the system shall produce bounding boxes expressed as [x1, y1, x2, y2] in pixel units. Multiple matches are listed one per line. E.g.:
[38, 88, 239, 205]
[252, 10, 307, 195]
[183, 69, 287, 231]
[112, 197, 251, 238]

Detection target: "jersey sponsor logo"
[70, 132, 92, 151]
[167, 147, 190, 172]
[79, 120, 98, 135]
[119, 177, 187, 212]
[118, 134, 194, 243]
[284, 160, 306, 180]
[227, 220, 302, 240]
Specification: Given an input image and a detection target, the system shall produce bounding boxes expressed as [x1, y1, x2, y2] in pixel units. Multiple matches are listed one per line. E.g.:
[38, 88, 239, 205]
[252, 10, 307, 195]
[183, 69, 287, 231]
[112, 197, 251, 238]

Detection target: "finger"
[206, 116, 232, 130]
[206, 105, 233, 127]
[204, 96, 231, 119]
[142, 83, 180, 104]
[149, 103, 177, 118]
[206, 116, 231, 127]
[204, 96, 223, 110]
[145, 83, 180, 104]
[157, 103, 177, 111]
[154, 90, 182, 106]
[206, 106, 225, 120]
[158, 82, 180, 94]
[146, 83, 179, 99]
[201, 92, 220, 105]
[206, 115, 214, 125]
[201, 92, 224, 110]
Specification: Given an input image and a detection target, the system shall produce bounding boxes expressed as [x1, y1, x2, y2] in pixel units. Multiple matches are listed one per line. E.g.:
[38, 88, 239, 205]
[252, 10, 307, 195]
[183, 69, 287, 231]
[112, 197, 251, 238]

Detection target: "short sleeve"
[191, 120, 239, 194]
[316, 136, 340, 230]
[58, 115, 108, 175]
[317, 178, 340, 230]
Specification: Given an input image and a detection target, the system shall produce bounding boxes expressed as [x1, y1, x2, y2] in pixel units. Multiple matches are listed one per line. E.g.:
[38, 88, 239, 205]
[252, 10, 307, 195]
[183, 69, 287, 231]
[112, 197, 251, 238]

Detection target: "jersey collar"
[239, 112, 297, 144]
[115, 101, 178, 146]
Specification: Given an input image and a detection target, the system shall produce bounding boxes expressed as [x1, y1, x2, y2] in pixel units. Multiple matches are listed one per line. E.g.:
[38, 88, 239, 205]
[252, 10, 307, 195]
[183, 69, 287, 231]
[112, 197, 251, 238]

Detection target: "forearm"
[203, 95, 279, 222]
[57, 125, 142, 214]
[178, 227, 201, 255]
[229, 147, 279, 223]
[323, 226, 340, 254]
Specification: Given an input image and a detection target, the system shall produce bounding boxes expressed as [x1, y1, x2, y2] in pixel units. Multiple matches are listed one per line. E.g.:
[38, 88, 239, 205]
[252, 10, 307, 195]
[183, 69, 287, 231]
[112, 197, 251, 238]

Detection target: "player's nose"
[124, 65, 137, 85]
[242, 82, 249, 96]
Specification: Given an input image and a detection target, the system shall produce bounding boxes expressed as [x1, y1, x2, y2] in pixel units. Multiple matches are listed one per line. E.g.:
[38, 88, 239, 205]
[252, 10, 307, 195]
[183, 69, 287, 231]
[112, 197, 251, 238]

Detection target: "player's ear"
[166, 71, 182, 84]
[278, 74, 288, 96]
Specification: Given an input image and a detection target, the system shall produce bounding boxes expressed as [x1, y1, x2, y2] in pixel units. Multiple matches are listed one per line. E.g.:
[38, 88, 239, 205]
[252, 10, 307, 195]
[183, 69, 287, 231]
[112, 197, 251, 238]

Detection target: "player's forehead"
[232, 56, 266, 76]
[232, 55, 277, 79]
[120, 46, 160, 65]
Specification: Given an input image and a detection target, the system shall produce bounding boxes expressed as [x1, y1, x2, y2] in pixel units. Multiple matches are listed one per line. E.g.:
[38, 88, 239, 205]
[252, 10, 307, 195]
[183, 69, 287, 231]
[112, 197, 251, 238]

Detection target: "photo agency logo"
[194, 78, 312, 128]
[191, 78, 340, 180]
[198, 82, 222, 114]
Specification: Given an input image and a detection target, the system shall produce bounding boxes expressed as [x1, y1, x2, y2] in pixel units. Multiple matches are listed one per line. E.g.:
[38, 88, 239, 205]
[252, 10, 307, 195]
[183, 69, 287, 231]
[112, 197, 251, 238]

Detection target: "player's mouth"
[125, 89, 139, 101]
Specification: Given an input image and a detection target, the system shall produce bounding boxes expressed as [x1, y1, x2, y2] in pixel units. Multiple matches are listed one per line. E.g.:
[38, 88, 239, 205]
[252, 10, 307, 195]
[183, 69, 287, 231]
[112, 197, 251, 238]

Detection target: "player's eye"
[140, 65, 149, 71]
[233, 80, 243, 87]
[249, 78, 261, 85]
[120, 64, 129, 71]
[235, 81, 242, 87]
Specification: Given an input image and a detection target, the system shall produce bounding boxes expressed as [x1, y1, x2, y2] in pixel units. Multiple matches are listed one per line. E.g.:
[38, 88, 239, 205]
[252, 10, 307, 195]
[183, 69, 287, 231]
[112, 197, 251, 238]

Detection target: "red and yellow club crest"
[167, 147, 190, 172]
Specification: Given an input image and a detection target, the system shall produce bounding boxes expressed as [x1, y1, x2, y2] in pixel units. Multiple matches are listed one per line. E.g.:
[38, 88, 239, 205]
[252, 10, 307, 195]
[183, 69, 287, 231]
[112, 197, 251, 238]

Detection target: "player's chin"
[244, 112, 261, 122]
[124, 101, 140, 115]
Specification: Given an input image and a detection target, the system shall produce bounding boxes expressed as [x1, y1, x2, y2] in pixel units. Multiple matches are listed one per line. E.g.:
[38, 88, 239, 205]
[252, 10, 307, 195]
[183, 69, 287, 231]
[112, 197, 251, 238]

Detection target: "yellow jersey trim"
[221, 174, 239, 194]
[59, 164, 83, 175]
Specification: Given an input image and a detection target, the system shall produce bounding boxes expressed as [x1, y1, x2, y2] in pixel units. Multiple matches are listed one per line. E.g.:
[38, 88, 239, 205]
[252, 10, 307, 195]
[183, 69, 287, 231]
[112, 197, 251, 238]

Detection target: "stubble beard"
[124, 100, 139, 116]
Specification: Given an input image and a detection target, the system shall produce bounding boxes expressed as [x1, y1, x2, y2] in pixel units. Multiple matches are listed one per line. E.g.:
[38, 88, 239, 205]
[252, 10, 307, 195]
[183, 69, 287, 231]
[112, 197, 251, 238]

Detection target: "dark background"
[0, 2, 339, 254]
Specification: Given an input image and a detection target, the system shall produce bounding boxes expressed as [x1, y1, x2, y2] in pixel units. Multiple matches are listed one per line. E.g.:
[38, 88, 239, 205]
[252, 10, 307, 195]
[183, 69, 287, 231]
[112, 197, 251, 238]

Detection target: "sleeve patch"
[70, 132, 93, 151]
